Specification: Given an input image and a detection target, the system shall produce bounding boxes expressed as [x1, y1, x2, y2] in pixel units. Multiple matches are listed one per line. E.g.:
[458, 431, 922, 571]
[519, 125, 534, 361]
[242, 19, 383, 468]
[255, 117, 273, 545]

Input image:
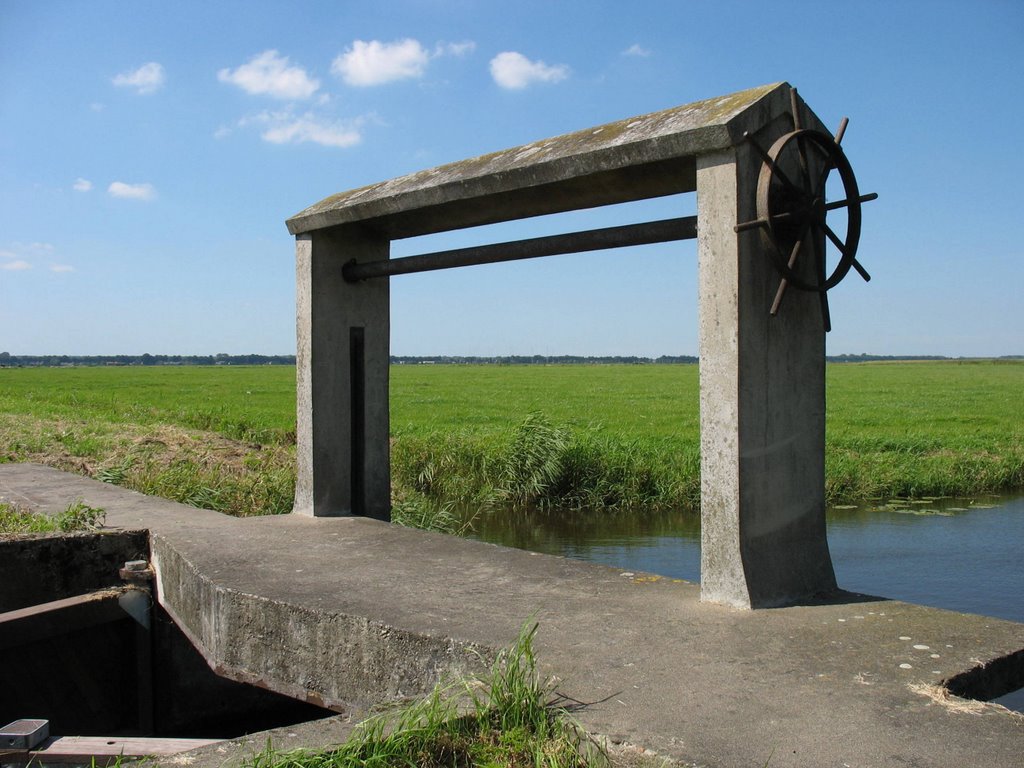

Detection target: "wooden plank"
[23, 736, 223, 764]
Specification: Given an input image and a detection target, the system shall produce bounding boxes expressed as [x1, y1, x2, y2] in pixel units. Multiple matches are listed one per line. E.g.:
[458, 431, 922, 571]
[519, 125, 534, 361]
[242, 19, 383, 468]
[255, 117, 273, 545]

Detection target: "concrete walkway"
[2, 463, 1022, 767]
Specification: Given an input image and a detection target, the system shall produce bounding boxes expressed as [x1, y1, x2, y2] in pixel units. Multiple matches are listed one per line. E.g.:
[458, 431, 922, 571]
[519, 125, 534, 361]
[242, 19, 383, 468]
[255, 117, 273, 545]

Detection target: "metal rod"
[343, 216, 698, 282]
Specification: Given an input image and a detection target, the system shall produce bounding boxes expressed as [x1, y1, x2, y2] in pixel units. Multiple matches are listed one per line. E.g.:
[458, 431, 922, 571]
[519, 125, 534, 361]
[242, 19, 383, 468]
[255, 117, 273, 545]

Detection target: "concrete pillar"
[294, 225, 391, 520]
[696, 140, 837, 608]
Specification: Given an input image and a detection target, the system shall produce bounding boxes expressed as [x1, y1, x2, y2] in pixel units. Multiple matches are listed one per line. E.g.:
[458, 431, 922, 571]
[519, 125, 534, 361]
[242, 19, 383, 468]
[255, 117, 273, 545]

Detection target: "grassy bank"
[1, 361, 1022, 516]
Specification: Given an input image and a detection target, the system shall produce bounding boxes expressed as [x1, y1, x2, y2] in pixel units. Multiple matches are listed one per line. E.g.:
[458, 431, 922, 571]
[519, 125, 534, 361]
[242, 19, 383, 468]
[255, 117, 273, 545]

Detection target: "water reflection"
[462, 505, 702, 582]
[459, 495, 1023, 620]
[827, 496, 1023, 623]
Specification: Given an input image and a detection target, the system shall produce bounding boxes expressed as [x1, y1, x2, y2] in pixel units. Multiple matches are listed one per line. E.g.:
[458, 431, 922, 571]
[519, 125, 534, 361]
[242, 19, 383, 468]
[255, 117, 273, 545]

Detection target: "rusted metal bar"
[343, 216, 698, 282]
[0, 588, 131, 650]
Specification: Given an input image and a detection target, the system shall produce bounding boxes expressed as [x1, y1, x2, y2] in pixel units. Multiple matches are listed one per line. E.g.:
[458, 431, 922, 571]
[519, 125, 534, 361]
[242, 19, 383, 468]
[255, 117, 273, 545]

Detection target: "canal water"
[459, 494, 1024, 710]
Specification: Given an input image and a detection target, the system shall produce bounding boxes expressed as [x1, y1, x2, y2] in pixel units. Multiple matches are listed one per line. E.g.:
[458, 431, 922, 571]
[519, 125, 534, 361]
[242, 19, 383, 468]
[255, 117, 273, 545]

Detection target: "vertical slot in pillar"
[350, 326, 365, 517]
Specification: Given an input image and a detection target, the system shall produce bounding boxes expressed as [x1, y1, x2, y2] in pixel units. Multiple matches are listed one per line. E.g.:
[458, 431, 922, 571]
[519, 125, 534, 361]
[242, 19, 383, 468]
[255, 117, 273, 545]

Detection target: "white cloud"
[108, 181, 157, 200]
[2, 260, 31, 271]
[438, 41, 476, 57]
[113, 62, 165, 95]
[218, 50, 320, 100]
[246, 110, 363, 148]
[489, 52, 569, 89]
[50, 264, 75, 273]
[6, 242, 53, 255]
[623, 44, 652, 57]
[332, 39, 430, 86]
[73, 178, 93, 192]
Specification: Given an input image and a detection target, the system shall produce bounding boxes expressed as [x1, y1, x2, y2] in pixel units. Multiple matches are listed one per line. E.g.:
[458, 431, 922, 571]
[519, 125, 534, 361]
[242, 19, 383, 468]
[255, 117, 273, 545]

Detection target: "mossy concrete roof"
[286, 82, 791, 239]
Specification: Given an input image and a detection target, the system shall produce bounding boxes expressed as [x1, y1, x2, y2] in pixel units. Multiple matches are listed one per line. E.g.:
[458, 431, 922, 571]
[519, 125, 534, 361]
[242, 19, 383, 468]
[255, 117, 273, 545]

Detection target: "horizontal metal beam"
[0, 588, 132, 650]
[343, 216, 697, 282]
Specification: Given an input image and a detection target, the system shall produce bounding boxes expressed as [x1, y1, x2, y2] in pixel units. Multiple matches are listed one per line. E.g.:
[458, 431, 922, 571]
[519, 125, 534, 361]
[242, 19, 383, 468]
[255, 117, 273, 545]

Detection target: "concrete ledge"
[2, 464, 1022, 767]
[151, 532, 489, 711]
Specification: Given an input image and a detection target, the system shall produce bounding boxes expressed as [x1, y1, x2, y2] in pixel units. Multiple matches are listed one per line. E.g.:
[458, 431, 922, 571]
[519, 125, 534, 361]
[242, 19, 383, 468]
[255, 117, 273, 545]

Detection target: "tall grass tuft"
[501, 413, 569, 507]
[390, 492, 473, 536]
[245, 621, 596, 768]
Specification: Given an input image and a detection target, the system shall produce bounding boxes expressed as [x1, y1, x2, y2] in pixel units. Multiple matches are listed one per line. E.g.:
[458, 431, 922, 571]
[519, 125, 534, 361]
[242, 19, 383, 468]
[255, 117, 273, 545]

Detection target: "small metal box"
[0, 719, 50, 750]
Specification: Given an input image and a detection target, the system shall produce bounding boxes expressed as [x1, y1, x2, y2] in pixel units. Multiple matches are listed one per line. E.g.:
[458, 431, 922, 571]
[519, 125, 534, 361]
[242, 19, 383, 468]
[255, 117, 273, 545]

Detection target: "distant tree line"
[0, 352, 296, 367]
[826, 354, 1022, 363]
[1, 351, 1018, 368]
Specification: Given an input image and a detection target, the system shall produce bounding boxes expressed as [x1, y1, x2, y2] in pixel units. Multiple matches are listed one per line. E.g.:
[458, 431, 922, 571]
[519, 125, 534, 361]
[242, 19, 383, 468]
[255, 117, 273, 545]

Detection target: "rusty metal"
[734, 88, 876, 331]
[119, 559, 154, 583]
[0, 588, 132, 650]
[343, 216, 697, 282]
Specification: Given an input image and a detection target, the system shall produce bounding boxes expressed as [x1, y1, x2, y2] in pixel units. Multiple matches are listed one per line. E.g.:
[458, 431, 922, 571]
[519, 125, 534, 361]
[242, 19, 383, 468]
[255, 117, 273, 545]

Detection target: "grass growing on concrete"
[2, 361, 1022, 516]
[0, 499, 105, 534]
[247, 623, 598, 768]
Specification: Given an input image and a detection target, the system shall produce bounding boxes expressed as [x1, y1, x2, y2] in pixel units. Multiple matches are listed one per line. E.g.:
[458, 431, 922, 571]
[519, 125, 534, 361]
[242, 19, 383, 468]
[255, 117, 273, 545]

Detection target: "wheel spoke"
[734, 216, 768, 233]
[814, 220, 832, 332]
[769, 218, 813, 316]
[795, 135, 813, 196]
[822, 222, 848, 254]
[770, 238, 803, 315]
[743, 132, 802, 194]
[834, 117, 849, 145]
[770, 279, 788, 317]
[790, 90, 814, 193]
[825, 192, 878, 211]
[801, 141, 834, 202]
[851, 258, 871, 282]
[790, 88, 803, 131]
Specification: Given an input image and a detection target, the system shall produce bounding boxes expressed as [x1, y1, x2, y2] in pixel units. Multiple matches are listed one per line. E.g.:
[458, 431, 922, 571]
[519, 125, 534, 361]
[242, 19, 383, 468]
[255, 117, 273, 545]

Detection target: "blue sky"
[2, 0, 1021, 357]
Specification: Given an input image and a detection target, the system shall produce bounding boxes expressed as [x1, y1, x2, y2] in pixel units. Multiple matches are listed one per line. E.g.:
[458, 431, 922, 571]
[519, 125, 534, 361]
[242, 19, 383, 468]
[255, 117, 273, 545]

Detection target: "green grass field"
[1, 361, 1021, 516]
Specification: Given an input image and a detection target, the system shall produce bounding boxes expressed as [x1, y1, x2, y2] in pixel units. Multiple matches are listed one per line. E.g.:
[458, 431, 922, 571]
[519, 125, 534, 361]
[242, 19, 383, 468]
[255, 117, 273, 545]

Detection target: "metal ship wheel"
[735, 88, 877, 331]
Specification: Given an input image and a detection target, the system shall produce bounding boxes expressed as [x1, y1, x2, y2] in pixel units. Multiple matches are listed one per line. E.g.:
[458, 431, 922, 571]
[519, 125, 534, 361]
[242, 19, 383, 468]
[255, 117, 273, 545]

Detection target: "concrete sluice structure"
[2, 85, 1023, 766]
[3, 464, 1024, 766]
[287, 81, 841, 610]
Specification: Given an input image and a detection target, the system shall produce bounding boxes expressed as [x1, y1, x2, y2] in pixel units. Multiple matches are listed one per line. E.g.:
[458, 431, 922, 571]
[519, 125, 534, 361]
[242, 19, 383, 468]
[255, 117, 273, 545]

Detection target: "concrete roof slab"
[286, 82, 790, 239]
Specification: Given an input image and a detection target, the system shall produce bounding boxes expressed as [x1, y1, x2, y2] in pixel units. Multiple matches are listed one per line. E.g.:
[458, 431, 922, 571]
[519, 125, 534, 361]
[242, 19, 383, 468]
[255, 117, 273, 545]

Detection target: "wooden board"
[18, 735, 223, 764]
